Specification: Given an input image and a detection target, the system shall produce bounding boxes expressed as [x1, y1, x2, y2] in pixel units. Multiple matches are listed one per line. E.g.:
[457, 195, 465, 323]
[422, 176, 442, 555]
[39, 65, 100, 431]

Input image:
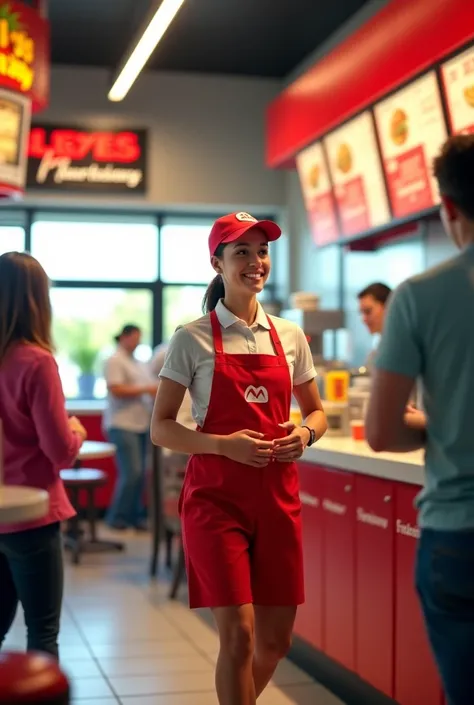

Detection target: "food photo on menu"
[296, 140, 339, 246]
[441, 45, 474, 135]
[323, 111, 390, 237]
[0, 97, 21, 166]
[374, 71, 448, 219]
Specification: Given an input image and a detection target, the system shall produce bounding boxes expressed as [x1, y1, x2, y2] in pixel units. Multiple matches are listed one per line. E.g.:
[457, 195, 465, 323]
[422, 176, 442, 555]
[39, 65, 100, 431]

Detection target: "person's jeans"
[0, 522, 63, 659]
[106, 428, 148, 528]
[416, 528, 474, 705]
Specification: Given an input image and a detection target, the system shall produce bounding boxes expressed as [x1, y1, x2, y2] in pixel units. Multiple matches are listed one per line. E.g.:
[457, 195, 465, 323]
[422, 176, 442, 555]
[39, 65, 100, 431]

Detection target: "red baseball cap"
[208, 212, 281, 257]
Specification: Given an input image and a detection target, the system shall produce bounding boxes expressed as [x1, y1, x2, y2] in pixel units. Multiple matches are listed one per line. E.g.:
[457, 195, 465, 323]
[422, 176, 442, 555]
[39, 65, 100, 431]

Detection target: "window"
[160, 218, 215, 284]
[0, 225, 24, 255]
[50, 288, 153, 399]
[162, 285, 207, 341]
[31, 215, 159, 282]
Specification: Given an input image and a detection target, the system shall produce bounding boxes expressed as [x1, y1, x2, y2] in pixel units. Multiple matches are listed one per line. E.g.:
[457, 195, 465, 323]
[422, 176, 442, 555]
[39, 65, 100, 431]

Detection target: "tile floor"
[3, 528, 345, 705]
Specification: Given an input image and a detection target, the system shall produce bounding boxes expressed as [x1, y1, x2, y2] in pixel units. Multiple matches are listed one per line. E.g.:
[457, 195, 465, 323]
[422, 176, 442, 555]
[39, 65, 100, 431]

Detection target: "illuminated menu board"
[374, 72, 448, 219]
[296, 141, 339, 246]
[441, 45, 474, 135]
[324, 111, 390, 236]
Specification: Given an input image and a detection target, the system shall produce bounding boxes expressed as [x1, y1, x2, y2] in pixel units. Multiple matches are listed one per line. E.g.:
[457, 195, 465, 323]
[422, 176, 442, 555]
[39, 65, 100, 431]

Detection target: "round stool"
[60, 468, 124, 564]
[0, 652, 69, 704]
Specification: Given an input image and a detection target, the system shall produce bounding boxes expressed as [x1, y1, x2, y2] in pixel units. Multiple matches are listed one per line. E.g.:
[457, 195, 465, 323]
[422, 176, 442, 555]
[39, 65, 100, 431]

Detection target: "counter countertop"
[66, 399, 106, 415]
[303, 436, 425, 487]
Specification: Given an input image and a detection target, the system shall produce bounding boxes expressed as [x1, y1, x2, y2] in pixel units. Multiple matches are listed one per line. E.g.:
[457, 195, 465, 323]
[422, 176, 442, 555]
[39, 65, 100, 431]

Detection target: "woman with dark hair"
[0, 251, 87, 658]
[103, 324, 158, 530]
[151, 212, 327, 705]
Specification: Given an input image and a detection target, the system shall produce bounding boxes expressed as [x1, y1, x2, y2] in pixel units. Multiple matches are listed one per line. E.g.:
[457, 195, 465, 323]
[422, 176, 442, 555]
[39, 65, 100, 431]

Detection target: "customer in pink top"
[0, 251, 87, 659]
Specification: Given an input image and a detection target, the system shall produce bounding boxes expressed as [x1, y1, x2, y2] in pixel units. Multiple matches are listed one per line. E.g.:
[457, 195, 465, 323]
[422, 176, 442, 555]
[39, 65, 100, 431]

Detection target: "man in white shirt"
[104, 324, 157, 531]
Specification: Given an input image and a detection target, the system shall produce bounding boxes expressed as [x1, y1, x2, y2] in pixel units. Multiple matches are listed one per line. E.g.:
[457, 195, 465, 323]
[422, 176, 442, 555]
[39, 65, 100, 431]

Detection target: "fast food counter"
[294, 439, 444, 705]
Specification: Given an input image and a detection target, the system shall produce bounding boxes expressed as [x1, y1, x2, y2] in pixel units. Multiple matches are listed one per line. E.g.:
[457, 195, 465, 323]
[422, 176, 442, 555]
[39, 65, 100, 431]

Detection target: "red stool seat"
[0, 652, 69, 703]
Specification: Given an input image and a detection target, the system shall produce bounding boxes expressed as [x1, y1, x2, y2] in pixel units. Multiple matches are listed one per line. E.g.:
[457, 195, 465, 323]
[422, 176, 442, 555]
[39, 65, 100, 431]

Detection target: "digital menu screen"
[296, 141, 339, 246]
[324, 111, 390, 237]
[441, 45, 474, 135]
[374, 71, 448, 219]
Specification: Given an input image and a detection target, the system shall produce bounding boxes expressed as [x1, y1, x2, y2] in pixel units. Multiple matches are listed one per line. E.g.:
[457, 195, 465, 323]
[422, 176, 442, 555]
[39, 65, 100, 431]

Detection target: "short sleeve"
[293, 325, 316, 386]
[104, 355, 126, 385]
[375, 280, 422, 379]
[159, 327, 196, 388]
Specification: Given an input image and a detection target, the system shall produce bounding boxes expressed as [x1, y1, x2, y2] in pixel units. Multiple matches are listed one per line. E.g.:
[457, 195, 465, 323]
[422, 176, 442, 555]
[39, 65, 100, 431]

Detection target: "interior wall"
[25, 66, 285, 213]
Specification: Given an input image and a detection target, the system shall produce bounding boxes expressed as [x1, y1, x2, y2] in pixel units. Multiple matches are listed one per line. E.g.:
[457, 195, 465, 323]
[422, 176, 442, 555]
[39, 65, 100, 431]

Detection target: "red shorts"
[179, 455, 304, 609]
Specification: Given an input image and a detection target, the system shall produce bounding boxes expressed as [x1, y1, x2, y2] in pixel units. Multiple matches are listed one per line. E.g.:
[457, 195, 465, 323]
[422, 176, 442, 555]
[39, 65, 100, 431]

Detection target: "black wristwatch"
[302, 425, 316, 447]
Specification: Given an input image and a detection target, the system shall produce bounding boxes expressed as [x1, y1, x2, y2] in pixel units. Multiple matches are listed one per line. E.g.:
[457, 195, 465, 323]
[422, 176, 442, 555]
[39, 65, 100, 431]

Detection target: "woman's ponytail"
[202, 274, 225, 313]
[202, 243, 226, 313]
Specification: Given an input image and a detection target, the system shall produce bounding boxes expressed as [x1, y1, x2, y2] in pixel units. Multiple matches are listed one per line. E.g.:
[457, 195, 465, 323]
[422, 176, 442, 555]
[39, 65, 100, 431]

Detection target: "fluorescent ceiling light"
[108, 0, 186, 102]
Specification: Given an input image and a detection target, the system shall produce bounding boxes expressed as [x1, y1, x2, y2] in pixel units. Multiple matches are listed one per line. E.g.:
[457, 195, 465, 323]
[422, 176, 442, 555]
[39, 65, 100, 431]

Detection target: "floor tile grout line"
[63, 602, 122, 704]
[137, 580, 219, 669]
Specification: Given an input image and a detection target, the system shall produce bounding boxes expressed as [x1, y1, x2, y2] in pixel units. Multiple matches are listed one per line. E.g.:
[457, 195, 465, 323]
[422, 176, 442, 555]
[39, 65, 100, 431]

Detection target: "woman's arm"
[294, 378, 328, 440]
[27, 356, 85, 468]
[273, 379, 327, 461]
[151, 377, 220, 454]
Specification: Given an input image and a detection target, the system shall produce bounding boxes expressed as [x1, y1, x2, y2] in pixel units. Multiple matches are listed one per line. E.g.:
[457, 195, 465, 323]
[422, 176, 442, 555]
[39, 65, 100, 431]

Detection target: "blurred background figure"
[103, 324, 158, 531]
[357, 282, 392, 370]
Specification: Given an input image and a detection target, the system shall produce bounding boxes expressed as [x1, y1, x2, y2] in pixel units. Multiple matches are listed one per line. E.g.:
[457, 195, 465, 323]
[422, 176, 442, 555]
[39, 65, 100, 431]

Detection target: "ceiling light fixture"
[108, 0, 186, 102]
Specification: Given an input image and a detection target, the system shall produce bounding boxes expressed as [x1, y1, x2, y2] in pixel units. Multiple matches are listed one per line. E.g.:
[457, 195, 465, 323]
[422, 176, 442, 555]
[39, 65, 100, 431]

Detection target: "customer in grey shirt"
[104, 324, 157, 530]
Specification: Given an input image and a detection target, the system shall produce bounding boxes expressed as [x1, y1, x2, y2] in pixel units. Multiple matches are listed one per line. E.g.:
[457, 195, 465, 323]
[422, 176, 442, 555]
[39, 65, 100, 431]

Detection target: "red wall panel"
[266, 0, 474, 167]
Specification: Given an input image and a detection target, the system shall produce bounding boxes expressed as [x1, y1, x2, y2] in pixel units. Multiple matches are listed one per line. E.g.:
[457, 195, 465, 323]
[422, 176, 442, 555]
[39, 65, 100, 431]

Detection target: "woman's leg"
[6, 523, 63, 659]
[0, 550, 19, 648]
[252, 605, 296, 696]
[213, 605, 256, 705]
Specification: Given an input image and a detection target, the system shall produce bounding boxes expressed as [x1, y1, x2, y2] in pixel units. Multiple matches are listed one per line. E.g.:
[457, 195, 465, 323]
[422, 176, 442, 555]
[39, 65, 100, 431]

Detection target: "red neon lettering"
[27, 128, 141, 162]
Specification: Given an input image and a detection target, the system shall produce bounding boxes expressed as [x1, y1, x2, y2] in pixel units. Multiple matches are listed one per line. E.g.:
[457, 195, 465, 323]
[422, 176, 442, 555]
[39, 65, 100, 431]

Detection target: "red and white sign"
[0, 1, 50, 112]
[374, 72, 448, 219]
[441, 45, 474, 135]
[324, 111, 390, 236]
[296, 141, 339, 246]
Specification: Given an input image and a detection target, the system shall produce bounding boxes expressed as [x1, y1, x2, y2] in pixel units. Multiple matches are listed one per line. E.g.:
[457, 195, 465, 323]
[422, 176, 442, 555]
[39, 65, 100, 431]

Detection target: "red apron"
[179, 310, 304, 609]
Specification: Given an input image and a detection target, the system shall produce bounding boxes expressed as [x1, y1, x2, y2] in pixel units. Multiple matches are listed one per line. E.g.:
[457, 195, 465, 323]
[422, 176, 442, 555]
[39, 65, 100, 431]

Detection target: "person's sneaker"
[134, 521, 149, 533]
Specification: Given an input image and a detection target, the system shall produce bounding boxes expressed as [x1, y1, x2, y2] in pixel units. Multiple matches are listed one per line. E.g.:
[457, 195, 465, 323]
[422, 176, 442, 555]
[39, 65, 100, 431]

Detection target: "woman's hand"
[68, 416, 87, 442]
[404, 405, 427, 431]
[272, 422, 310, 462]
[220, 430, 274, 467]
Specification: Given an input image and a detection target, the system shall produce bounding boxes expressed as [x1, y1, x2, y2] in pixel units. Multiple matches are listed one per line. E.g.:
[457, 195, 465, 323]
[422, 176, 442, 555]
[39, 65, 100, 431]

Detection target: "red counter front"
[296, 462, 444, 705]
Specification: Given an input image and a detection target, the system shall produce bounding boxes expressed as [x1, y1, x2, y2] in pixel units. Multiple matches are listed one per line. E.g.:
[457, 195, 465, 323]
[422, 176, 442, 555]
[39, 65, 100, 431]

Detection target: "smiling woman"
[150, 212, 327, 705]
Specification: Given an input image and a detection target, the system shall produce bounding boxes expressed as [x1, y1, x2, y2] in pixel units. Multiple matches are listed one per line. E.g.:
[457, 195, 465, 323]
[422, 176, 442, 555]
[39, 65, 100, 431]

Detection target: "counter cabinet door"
[394, 483, 444, 705]
[355, 475, 395, 697]
[295, 462, 324, 649]
[321, 467, 356, 671]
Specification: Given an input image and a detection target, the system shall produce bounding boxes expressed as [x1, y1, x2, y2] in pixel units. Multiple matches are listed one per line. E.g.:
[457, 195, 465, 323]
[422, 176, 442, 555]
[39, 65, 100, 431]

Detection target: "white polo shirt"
[159, 300, 316, 428]
[103, 347, 154, 433]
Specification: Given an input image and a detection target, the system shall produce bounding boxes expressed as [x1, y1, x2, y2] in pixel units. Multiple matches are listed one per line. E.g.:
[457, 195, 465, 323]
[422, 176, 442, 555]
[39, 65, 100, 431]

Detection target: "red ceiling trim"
[266, 0, 474, 168]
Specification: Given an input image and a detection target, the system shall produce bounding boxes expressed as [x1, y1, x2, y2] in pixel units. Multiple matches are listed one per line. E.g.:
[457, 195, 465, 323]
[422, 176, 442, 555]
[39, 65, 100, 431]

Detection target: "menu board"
[0, 88, 31, 197]
[374, 72, 448, 219]
[296, 141, 339, 246]
[441, 45, 474, 135]
[324, 111, 390, 236]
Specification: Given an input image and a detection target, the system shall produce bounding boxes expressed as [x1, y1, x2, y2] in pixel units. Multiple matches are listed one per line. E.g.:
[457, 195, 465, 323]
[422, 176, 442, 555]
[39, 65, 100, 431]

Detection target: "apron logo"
[244, 385, 269, 403]
[235, 212, 257, 223]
